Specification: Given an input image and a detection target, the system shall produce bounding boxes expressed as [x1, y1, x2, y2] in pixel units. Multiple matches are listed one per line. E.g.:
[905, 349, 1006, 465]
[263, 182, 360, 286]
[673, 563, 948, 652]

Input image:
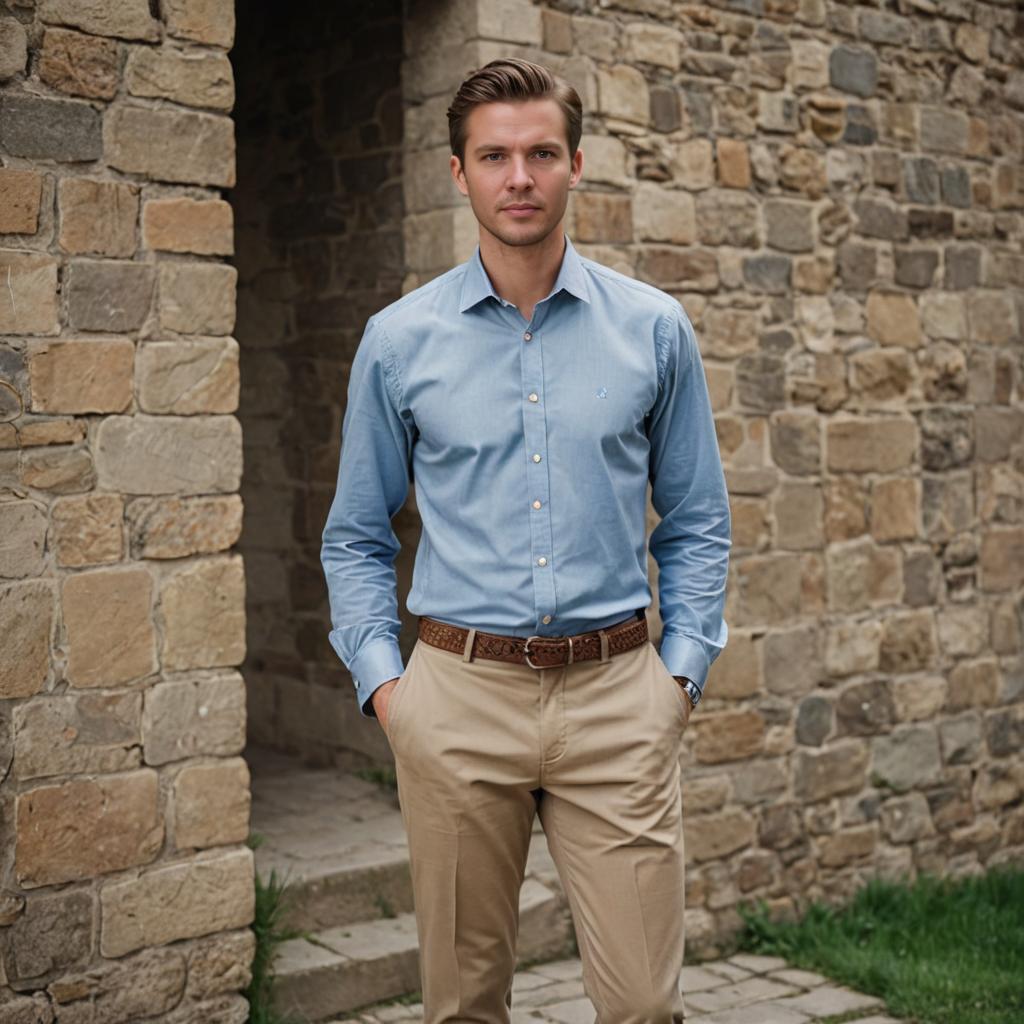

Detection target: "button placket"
[520, 313, 556, 631]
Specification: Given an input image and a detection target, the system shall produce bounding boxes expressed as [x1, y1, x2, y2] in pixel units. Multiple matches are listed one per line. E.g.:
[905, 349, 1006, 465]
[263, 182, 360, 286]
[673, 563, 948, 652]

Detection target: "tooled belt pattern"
[418, 615, 650, 667]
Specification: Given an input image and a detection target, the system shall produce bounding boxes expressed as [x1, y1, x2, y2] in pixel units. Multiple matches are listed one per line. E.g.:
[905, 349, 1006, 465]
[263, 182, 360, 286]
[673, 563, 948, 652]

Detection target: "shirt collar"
[458, 233, 591, 313]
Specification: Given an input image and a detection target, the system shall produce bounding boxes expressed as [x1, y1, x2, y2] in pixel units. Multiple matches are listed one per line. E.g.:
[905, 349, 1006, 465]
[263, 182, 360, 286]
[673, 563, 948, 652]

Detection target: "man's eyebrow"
[472, 140, 565, 155]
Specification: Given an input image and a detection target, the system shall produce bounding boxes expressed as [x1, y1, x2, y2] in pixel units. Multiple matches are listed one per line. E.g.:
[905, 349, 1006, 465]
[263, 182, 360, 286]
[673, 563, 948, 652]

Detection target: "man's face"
[450, 98, 583, 249]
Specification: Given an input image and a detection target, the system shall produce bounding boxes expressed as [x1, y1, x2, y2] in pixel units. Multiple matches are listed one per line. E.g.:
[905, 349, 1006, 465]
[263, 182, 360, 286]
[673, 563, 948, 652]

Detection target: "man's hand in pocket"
[372, 677, 401, 733]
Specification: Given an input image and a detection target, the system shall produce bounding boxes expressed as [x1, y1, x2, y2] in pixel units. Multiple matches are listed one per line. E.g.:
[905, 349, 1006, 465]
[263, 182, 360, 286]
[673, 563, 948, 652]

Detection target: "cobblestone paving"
[326, 952, 902, 1023]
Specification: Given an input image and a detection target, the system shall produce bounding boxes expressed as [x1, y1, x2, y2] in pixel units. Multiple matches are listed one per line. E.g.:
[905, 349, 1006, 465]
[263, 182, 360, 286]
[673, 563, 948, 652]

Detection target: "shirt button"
[532, 499, 542, 509]
[528, 393, 538, 402]
[542, 614, 552, 624]
[524, 331, 533, 341]
[532, 453, 542, 462]
[537, 556, 547, 566]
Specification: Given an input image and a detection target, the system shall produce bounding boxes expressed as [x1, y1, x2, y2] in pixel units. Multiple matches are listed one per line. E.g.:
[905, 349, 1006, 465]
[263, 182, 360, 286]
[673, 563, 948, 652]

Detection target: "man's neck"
[478, 227, 566, 323]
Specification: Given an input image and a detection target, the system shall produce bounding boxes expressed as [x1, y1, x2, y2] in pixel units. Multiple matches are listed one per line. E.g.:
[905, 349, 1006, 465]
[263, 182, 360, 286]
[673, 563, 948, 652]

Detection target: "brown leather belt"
[417, 611, 649, 669]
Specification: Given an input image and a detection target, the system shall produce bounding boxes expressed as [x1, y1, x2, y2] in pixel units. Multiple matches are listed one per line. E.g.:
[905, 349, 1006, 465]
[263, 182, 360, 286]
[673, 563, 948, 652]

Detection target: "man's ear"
[568, 148, 583, 190]
[450, 154, 468, 196]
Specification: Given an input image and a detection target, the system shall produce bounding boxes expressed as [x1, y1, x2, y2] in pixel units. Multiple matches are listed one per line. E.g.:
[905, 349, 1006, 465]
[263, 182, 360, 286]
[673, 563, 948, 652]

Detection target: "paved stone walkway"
[327, 952, 902, 1023]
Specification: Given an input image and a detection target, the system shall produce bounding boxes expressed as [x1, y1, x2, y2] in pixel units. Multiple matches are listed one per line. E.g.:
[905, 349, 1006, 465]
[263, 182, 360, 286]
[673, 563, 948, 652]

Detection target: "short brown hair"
[447, 58, 583, 166]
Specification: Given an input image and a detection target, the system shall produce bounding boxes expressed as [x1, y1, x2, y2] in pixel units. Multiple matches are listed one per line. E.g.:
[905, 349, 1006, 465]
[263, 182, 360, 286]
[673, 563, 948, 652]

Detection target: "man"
[321, 58, 730, 1024]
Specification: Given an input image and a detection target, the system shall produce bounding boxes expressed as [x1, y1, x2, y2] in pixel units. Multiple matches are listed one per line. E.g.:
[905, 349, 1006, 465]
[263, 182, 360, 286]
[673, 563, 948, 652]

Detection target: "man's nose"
[505, 156, 534, 189]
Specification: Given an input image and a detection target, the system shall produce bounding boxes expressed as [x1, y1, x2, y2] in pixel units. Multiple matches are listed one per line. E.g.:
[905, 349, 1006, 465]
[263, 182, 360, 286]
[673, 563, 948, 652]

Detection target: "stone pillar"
[0, 1, 253, 1018]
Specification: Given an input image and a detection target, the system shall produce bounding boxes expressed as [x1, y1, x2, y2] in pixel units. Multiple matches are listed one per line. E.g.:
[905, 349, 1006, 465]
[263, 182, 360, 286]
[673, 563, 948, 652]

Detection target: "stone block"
[0, 15, 27, 80]
[632, 184, 695, 244]
[66, 259, 155, 332]
[891, 675, 947, 722]
[829, 45, 877, 97]
[836, 679, 894, 735]
[879, 791, 934, 843]
[95, 414, 242, 495]
[705, 631, 761, 699]
[948, 659, 1001, 710]
[796, 696, 832, 746]
[58, 178, 139, 257]
[826, 537, 901, 612]
[184, 928, 255, 1000]
[0, 500, 47, 578]
[136, 338, 239, 414]
[734, 553, 805, 625]
[39, 26, 120, 99]
[638, 247, 717, 291]
[939, 711, 984, 765]
[966, 289, 1017, 345]
[0, 168, 42, 234]
[163, 0, 235, 47]
[13, 690, 142, 780]
[541, 9, 571, 53]
[773, 483, 823, 551]
[697, 189, 759, 247]
[172, 757, 250, 849]
[142, 197, 234, 255]
[100, 847, 254, 957]
[15, 770, 162, 888]
[849, 347, 915, 403]
[28, 338, 134, 414]
[0, 251, 59, 335]
[625, 23, 680, 69]
[922, 471, 973, 541]
[578, 134, 627, 187]
[105, 105, 236, 188]
[63, 566, 156, 687]
[825, 619, 882, 678]
[2, 889, 92, 981]
[160, 555, 245, 671]
[127, 494, 242, 559]
[871, 724, 942, 792]
[694, 710, 765, 764]
[936, 605, 988, 659]
[980, 528, 1024, 592]
[920, 408, 973, 471]
[125, 47, 234, 110]
[48, 945, 187, 1022]
[920, 341, 967, 402]
[0, 94, 101, 161]
[0, 581, 54, 699]
[39, 0, 159, 40]
[51, 493, 124, 568]
[826, 417, 917, 473]
[572, 192, 632, 244]
[765, 199, 814, 252]
[717, 138, 751, 189]
[763, 624, 821, 695]
[870, 477, 919, 542]
[14, 418, 86, 447]
[879, 609, 936, 674]
[865, 291, 922, 347]
[158, 261, 237, 334]
[768, 412, 820, 475]
[795, 740, 869, 801]
[920, 106, 969, 155]
[688, 810, 757, 862]
[20, 447, 96, 494]
[818, 824, 877, 867]
[596, 65, 648, 124]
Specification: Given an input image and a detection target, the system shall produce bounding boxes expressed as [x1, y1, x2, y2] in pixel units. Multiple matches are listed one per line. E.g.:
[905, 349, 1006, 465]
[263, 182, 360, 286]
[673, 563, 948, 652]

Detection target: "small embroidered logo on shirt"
[596, 387, 608, 399]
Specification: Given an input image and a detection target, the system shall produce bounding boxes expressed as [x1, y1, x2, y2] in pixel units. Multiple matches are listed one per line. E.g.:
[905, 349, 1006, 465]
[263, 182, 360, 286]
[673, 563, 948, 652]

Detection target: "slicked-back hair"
[447, 58, 583, 166]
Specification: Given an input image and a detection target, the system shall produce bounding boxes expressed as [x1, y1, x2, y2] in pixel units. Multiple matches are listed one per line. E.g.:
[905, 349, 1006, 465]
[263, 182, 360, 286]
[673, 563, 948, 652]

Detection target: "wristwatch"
[674, 676, 701, 708]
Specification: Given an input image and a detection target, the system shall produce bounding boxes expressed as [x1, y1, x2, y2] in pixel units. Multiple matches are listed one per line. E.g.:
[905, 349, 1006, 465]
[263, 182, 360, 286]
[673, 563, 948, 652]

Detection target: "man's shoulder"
[369, 262, 468, 335]
[577, 249, 684, 321]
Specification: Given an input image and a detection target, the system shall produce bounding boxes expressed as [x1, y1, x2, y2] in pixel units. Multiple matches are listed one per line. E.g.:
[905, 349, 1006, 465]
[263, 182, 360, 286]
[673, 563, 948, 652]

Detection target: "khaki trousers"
[385, 623, 689, 1024]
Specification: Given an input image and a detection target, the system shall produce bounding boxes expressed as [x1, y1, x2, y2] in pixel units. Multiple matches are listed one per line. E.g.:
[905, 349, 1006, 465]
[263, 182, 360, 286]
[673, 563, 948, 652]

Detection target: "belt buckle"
[523, 634, 572, 670]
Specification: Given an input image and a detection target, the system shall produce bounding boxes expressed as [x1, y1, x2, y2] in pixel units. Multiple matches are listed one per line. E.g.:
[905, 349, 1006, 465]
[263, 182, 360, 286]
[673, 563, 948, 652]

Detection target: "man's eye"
[484, 153, 504, 161]
[535, 150, 554, 159]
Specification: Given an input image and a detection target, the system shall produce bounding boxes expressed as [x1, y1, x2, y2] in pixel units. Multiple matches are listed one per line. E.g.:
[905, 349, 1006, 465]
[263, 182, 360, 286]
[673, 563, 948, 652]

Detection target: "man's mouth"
[503, 204, 540, 216]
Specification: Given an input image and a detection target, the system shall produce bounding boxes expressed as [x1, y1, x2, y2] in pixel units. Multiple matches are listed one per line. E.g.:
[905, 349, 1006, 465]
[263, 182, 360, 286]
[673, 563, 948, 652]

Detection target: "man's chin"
[486, 219, 559, 248]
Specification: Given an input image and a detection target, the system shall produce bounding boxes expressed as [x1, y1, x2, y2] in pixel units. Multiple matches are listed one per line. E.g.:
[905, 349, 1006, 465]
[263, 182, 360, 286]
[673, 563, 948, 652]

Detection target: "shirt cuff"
[349, 639, 406, 719]
[658, 633, 710, 697]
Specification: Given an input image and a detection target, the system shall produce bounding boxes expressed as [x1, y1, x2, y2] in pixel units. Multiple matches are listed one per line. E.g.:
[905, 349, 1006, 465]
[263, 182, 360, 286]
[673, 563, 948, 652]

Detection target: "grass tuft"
[738, 865, 1024, 1024]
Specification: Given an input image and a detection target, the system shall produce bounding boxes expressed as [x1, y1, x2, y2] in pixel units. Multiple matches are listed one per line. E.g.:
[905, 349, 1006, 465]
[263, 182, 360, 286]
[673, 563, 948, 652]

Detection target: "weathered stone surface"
[48, 945, 187, 1022]
[163, 0, 235, 47]
[922, 471, 973, 541]
[818, 824, 877, 867]
[0, 94, 101, 161]
[21, 448, 95, 493]
[825, 619, 882, 678]
[879, 609, 936, 674]
[966, 290, 1017, 345]
[891, 675, 947, 722]
[830, 45, 877, 98]
[127, 494, 242, 559]
[13, 690, 141, 780]
[795, 741, 869, 802]
[158, 262, 237, 334]
[105, 105, 236, 188]
[0, 15, 27, 81]
[688, 810, 757, 861]
[940, 711, 984, 765]
[632, 184, 695, 244]
[66, 260, 155, 333]
[14, 418, 87, 447]
[694, 710, 766, 764]
[100, 848, 254, 957]
[125, 46, 234, 110]
[142, 197, 234, 255]
[3, 889, 92, 980]
[0, 251, 59, 335]
[879, 791, 934, 843]
[980, 528, 1024, 592]
[0, 581, 54, 699]
[865, 291, 922, 347]
[826, 537, 901, 612]
[51, 493, 123, 568]
[827, 417, 918, 473]
[836, 679, 894, 735]
[773, 483, 823, 551]
[38, 26, 120, 99]
[15, 770, 162, 888]
[920, 408, 973, 471]
[28, 338, 134, 414]
[142, 672, 246, 766]
[137, 338, 239, 414]
[765, 199, 814, 252]
[697, 189, 759, 247]
[705, 631, 761, 699]
[0, 500, 47, 578]
[58, 178, 139, 258]
[734, 553, 805, 624]
[0, 168, 42, 234]
[39, 0, 159, 40]
[796, 696, 832, 747]
[871, 725, 943, 792]
[849, 347, 914, 403]
[763, 625, 821, 696]
[870, 477, 919, 542]
[172, 757, 250, 849]
[160, 556, 245, 671]
[62, 567, 157, 687]
[948, 659, 1001, 710]
[596, 64, 648, 124]
[95, 415, 243, 495]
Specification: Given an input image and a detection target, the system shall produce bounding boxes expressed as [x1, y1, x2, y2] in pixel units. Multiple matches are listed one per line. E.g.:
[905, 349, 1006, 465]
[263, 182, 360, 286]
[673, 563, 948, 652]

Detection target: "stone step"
[272, 876, 574, 1022]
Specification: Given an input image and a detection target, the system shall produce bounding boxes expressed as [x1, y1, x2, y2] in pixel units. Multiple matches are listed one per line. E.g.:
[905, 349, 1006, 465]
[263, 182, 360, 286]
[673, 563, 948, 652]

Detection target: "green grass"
[738, 865, 1024, 1024]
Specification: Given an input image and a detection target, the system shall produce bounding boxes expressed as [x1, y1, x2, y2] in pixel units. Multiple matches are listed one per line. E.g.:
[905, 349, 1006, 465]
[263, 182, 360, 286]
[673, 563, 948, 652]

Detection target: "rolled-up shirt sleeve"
[321, 316, 416, 718]
[646, 302, 731, 697]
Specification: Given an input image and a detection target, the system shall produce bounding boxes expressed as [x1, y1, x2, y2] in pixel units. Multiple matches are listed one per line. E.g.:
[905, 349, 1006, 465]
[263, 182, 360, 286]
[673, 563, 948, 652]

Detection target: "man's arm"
[321, 316, 415, 718]
[646, 302, 732, 702]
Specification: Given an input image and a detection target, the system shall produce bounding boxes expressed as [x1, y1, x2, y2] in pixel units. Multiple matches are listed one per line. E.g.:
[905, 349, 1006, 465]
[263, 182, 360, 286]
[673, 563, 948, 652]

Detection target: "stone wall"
[232, 0, 407, 769]
[0, 0, 254, 1019]
[398, 0, 1024, 954]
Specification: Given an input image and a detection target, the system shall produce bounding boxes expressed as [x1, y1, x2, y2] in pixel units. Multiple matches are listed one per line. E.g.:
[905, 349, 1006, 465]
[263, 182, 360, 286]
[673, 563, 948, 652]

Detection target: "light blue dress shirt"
[321, 233, 731, 718]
